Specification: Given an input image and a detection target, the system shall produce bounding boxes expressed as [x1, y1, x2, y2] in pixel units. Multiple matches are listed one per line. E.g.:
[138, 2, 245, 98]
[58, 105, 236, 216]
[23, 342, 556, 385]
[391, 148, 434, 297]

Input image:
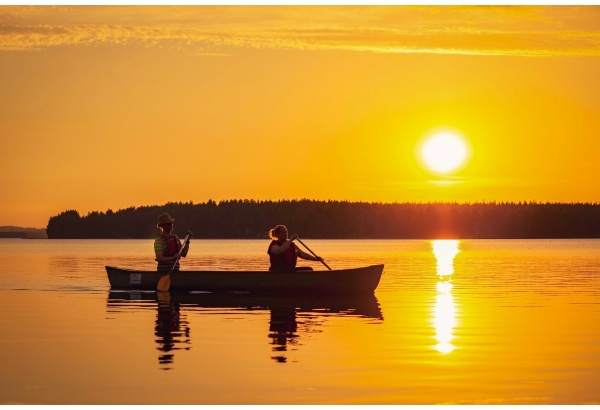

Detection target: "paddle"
[295, 237, 332, 270]
[157, 233, 191, 292]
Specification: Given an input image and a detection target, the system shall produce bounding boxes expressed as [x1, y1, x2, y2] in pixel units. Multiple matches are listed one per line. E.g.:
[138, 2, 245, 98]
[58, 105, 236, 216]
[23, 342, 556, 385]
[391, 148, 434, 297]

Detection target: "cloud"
[1, 5, 599, 56]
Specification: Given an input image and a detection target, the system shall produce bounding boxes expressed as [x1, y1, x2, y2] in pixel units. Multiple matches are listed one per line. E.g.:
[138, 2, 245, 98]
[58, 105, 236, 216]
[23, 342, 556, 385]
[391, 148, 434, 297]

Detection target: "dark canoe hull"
[105, 264, 384, 294]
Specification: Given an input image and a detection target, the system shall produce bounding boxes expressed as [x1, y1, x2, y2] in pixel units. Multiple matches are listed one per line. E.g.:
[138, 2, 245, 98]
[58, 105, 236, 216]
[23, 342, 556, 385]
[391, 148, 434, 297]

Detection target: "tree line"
[45, 200, 600, 239]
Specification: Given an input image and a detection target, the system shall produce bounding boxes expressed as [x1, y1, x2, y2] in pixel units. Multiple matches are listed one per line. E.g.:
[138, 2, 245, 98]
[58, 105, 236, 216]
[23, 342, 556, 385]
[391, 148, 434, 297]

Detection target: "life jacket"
[161, 234, 182, 257]
[268, 240, 298, 271]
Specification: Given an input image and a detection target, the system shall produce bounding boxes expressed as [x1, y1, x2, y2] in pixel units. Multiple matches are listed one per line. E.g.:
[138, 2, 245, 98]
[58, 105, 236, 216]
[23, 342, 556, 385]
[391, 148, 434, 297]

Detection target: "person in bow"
[267, 224, 323, 272]
[154, 213, 192, 272]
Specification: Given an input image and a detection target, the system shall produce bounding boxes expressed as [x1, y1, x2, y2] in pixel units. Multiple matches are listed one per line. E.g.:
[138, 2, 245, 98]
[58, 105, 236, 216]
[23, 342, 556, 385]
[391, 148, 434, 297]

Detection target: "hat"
[157, 213, 175, 225]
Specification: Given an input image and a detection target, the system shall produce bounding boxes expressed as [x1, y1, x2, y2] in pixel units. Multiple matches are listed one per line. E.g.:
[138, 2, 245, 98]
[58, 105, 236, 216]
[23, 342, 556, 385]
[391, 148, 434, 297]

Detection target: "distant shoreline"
[0, 226, 47, 239]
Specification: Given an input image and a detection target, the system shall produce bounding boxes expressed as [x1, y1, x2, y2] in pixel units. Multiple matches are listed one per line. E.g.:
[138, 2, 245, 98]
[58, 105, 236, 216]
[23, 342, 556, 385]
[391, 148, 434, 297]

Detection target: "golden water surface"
[0, 238, 598, 404]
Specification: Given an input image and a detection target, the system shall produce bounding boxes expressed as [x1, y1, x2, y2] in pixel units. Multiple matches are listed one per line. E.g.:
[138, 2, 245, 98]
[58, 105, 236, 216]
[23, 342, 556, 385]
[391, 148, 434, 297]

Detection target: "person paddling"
[267, 224, 323, 272]
[154, 213, 193, 272]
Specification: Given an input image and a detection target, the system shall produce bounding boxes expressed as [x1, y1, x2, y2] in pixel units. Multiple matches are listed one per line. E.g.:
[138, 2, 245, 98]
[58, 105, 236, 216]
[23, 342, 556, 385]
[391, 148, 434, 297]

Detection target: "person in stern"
[154, 213, 193, 272]
[267, 224, 323, 272]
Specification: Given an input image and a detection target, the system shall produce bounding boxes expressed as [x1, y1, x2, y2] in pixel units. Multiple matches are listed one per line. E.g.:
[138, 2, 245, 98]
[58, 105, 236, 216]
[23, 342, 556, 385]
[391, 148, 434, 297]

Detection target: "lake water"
[0, 238, 598, 404]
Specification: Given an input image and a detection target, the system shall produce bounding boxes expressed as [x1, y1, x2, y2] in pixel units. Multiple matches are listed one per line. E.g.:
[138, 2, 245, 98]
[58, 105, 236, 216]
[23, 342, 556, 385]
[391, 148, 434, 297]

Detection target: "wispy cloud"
[1, 6, 599, 56]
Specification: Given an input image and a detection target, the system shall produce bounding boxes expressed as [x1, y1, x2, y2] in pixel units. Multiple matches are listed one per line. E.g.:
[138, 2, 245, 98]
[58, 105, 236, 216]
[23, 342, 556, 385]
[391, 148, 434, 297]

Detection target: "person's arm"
[269, 234, 298, 254]
[154, 238, 172, 263]
[297, 247, 323, 262]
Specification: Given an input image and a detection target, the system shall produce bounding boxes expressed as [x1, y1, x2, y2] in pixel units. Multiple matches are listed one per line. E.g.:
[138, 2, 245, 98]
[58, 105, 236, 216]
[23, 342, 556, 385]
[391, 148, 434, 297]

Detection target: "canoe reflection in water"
[107, 291, 383, 369]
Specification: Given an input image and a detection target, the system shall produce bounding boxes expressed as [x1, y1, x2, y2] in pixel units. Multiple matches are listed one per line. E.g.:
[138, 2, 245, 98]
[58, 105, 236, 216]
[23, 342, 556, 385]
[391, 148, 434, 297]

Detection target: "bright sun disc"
[420, 132, 468, 173]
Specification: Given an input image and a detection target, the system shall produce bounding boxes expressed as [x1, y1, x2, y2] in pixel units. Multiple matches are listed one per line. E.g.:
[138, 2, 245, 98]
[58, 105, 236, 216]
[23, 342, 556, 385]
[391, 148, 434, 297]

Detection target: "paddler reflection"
[269, 307, 298, 363]
[267, 296, 384, 364]
[155, 292, 190, 369]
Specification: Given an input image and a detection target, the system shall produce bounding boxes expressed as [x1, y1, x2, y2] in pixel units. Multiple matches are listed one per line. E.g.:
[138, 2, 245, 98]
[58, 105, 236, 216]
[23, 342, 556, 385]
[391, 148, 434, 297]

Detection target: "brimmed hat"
[157, 213, 175, 225]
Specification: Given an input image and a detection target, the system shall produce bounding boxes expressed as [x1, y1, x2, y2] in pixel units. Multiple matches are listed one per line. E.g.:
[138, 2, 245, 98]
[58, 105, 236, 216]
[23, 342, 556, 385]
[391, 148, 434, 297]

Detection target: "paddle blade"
[157, 275, 171, 292]
[157, 290, 171, 303]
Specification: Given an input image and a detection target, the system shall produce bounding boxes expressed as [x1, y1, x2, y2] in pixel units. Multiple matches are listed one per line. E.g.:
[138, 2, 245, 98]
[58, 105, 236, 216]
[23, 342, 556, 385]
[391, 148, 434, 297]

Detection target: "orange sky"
[1, 5, 599, 228]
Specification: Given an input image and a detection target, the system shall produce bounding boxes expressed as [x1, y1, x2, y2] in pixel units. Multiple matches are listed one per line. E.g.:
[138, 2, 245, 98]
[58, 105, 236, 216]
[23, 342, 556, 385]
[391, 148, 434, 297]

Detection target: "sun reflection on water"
[432, 239, 460, 354]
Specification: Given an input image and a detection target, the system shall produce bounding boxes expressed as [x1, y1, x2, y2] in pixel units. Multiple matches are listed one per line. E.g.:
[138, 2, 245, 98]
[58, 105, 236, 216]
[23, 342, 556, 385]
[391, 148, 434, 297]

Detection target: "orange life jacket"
[162, 234, 182, 257]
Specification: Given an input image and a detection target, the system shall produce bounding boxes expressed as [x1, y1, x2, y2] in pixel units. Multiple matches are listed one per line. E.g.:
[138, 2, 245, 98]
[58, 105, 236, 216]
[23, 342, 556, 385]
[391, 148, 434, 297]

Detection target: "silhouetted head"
[269, 225, 288, 241]
[157, 213, 175, 233]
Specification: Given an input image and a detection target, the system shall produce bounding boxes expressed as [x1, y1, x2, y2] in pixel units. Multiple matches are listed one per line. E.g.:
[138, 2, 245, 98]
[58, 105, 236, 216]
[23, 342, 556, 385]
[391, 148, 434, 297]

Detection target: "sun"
[419, 131, 469, 174]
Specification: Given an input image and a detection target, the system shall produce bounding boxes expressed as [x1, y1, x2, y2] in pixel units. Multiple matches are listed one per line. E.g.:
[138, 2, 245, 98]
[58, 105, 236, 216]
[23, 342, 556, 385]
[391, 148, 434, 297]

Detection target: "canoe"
[105, 264, 384, 294]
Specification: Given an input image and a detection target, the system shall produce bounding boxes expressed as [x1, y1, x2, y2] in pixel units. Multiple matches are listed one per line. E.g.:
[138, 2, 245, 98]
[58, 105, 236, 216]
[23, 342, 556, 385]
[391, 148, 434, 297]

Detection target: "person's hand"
[289, 233, 298, 241]
[316, 256, 324, 262]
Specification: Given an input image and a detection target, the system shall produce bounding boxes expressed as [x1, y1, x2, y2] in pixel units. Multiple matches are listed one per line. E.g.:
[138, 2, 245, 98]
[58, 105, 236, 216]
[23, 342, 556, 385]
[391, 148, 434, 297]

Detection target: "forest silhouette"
[45, 200, 600, 239]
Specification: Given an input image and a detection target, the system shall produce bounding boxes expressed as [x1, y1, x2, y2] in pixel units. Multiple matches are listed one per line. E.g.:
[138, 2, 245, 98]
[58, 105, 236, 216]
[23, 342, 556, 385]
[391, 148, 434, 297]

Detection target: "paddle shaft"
[295, 237, 332, 270]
